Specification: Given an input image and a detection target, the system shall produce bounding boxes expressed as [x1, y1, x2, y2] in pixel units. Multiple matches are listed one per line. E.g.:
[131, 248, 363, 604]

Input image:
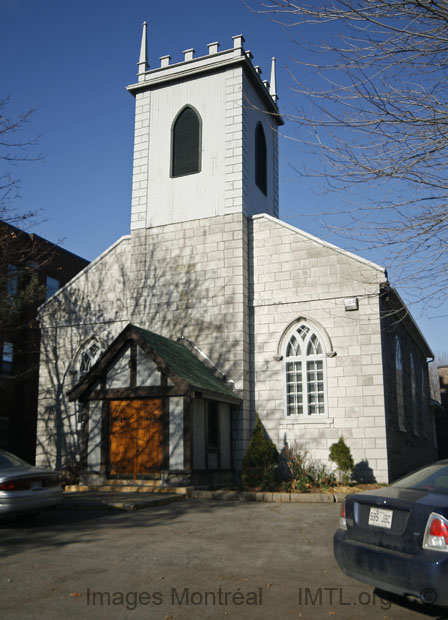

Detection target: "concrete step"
[64, 484, 191, 495]
[60, 491, 186, 512]
[106, 478, 161, 486]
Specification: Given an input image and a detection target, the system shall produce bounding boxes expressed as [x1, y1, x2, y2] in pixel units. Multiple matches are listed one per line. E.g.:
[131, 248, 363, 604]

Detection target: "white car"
[0, 450, 62, 519]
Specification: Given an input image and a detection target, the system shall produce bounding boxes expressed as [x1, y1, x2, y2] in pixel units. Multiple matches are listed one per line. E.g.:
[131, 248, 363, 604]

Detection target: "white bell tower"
[127, 24, 283, 230]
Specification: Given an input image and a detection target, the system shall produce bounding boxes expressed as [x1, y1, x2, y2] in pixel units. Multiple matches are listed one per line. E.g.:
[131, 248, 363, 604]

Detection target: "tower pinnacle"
[137, 21, 149, 81]
[270, 57, 278, 102]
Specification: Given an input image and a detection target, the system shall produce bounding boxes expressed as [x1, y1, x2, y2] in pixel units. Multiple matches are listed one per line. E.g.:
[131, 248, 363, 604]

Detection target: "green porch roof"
[68, 323, 240, 404]
[132, 325, 238, 401]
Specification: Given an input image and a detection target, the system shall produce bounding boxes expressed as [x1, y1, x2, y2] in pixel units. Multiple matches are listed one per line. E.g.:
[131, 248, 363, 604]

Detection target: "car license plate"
[31, 480, 43, 490]
[368, 507, 393, 528]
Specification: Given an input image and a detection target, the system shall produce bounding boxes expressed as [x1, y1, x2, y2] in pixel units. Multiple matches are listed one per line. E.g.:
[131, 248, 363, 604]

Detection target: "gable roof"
[252, 213, 387, 275]
[68, 323, 240, 404]
[38, 235, 130, 313]
[381, 287, 433, 359]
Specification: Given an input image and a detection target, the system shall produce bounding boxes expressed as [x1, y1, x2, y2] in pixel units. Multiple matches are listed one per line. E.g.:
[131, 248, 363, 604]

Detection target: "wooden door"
[109, 399, 163, 477]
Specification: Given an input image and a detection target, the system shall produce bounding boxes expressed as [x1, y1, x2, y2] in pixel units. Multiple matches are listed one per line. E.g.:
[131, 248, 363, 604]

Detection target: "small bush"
[329, 436, 354, 482]
[59, 454, 82, 486]
[282, 446, 337, 492]
[241, 415, 279, 490]
[306, 461, 337, 489]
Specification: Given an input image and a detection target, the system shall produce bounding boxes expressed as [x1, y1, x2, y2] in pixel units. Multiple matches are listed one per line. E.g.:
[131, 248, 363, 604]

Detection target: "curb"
[59, 493, 185, 512]
[189, 490, 346, 503]
[57, 489, 347, 512]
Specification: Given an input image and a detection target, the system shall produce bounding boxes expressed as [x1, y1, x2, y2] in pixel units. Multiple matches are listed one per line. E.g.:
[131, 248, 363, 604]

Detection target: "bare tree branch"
[248, 0, 448, 306]
[0, 96, 42, 223]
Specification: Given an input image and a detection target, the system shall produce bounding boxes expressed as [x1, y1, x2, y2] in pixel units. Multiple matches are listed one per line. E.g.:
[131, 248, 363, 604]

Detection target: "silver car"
[0, 450, 62, 518]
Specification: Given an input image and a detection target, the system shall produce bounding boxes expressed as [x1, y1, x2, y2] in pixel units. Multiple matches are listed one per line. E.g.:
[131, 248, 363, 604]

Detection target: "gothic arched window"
[255, 122, 267, 195]
[420, 365, 428, 437]
[395, 336, 405, 431]
[284, 322, 327, 417]
[76, 337, 104, 380]
[72, 337, 104, 428]
[171, 106, 201, 177]
[410, 354, 418, 434]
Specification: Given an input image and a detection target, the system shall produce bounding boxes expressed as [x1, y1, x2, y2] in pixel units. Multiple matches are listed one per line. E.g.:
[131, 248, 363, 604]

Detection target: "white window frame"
[283, 322, 328, 420]
[171, 105, 202, 178]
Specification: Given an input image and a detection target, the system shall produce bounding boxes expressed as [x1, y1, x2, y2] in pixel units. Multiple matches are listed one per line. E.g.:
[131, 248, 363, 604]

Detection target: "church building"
[36, 25, 437, 485]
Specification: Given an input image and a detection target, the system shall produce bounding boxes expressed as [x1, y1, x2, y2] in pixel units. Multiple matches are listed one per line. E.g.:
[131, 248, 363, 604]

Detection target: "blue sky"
[1, 0, 447, 356]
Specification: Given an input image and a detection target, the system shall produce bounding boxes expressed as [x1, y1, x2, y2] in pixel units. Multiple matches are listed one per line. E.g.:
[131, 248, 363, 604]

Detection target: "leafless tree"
[0, 96, 42, 226]
[249, 0, 448, 307]
[0, 97, 47, 361]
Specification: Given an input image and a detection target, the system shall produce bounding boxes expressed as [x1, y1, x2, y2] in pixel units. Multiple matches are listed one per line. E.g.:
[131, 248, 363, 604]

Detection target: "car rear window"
[393, 464, 448, 495]
[0, 450, 31, 468]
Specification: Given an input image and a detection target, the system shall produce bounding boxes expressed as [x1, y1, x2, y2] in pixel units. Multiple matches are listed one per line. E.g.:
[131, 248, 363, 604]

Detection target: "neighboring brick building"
[36, 29, 436, 483]
[0, 222, 88, 463]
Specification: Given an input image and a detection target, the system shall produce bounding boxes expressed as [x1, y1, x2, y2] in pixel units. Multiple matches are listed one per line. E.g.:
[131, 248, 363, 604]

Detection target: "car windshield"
[393, 463, 448, 495]
[0, 450, 32, 469]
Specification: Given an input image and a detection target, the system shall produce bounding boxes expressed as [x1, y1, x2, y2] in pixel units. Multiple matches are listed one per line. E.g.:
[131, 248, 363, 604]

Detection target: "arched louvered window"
[171, 106, 201, 177]
[255, 122, 267, 195]
[284, 322, 327, 417]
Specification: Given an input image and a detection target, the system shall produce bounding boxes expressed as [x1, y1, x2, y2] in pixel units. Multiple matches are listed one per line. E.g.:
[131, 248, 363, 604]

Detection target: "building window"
[7, 265, 18, 298]
[74, 338, 104, 429]
[284, 322, 327, 417]
[420, 365, 428, 437]
[171, 106, 201, 177]
[255, 122, 267, 195]
[45, 275, 60, 300]
[395, 336, 405, 431]
[78, 339, 103, 377]
[2, 342, 13, 375]
[410, 355, 418, 435]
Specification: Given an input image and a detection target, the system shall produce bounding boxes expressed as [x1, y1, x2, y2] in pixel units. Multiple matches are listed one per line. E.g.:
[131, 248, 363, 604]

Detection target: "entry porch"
[68, 324, 241, 486]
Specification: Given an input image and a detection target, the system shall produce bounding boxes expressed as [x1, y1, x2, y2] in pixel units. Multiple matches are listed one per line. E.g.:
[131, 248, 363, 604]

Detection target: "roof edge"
[38, 235, 131, 313]
[383, 287, 433, 359]
[252, 213, 387, 275]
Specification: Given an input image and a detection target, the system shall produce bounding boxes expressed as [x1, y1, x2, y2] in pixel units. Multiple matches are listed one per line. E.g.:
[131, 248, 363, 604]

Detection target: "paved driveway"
[1, 500, 445, 619]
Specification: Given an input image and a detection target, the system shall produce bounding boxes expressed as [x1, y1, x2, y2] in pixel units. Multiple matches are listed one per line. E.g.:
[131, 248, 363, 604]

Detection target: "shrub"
[306, 461, 337, 489]
[329, 436, 354, 482]
[282, 445, 309, 491]
[282, 445, 337, 491]
[241, 415, 279, 490]
[59, 458, 81, 486]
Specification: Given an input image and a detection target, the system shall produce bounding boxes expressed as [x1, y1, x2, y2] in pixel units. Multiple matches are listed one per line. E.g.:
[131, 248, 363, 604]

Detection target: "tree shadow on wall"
[36, 231, 245, 473]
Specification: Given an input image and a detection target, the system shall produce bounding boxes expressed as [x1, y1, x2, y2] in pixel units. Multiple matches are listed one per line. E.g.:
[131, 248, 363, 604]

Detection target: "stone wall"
[380, 299, 437, 480]
[128, 212, 251, 469]
[36, 210, 434, 484]
[36, 237, 131, 468]
[250, 214, 390, 483]
[36, 214, 252, 471]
